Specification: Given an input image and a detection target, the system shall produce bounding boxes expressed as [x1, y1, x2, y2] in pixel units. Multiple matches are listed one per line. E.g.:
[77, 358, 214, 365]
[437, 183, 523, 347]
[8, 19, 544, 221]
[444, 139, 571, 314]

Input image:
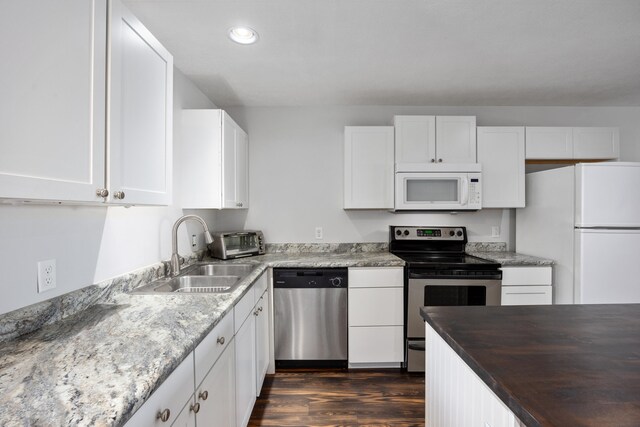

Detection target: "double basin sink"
[131, 263, 256, 294]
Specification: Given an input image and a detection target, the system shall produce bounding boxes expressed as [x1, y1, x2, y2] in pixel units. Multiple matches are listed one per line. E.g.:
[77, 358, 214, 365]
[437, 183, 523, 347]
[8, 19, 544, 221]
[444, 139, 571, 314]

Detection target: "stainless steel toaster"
[209, 230, 265, 260]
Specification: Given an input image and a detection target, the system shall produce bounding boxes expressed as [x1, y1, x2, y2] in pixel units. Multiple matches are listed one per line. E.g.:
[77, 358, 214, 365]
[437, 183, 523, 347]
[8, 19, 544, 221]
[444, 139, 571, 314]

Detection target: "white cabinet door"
[235, 127, 249, 209]
[394, 116, 436, 164]
[196, 340, 236, 427]
[108, 0, 173, 205]
[525, 127, 573, 159]
[349, 288, 403, 326]
[343, 126, 394, 209]
[477, 127, 525, 208]
[235, 311, 256, 427]
[435, 116, 477, 163]
[124, 355, 195, 427]
[573, 127, 619, 159]
[349, 326, 404, 363]
[255, 291, 270, 395]
[0, 0, 107, 203]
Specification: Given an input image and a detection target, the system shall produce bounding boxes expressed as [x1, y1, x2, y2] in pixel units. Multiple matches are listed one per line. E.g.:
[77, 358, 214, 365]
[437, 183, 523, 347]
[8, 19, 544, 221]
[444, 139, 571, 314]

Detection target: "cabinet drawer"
[253, 271, 268, 305]
[194, 311, 234, 386]
[502, 286, 552, 306]
[348, 288, 403, 326]
[348, 326, 404, 363]
[501, 266, 551, 285]
[234, 287, 255, 333]
[525, 127, 573, 159]
[348, 267, 403, 288]
[124, 354, 194, 427]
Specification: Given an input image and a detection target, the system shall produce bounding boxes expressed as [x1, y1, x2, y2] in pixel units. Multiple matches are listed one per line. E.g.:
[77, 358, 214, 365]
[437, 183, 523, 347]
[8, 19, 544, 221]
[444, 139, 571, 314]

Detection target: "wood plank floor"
[249, 369, 425, 427]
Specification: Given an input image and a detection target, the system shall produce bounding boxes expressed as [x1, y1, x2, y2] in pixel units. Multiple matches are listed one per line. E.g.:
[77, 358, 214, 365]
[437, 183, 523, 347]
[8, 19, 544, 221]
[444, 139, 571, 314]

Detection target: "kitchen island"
[421, 304, 640, 427]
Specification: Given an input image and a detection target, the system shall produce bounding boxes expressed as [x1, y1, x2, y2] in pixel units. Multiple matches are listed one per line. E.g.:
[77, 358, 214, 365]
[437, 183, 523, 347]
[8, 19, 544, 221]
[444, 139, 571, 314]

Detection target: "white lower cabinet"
[255, 289, 270, 395]
[124, 354, 195, 427]
[235, 292, 257, 427]
[196, 341, 236, 426]
[501, 266, 552, 306]
[127, 272, 271, 427]
[348, 267, 404, 367]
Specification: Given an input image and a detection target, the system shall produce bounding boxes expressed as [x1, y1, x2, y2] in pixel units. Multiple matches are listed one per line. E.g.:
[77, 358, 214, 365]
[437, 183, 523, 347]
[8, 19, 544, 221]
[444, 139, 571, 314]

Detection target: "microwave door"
[396, 173, 465, 210]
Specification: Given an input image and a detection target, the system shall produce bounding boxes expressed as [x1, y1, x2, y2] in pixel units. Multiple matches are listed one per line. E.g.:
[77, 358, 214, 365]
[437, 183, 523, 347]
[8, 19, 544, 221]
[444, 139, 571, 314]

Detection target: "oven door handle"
[408, 342, 425, 352]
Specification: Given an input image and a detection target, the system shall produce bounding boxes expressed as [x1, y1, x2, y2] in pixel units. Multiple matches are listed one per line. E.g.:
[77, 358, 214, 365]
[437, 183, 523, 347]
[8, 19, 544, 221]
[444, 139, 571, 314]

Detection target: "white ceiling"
[124, 0, 640, 107]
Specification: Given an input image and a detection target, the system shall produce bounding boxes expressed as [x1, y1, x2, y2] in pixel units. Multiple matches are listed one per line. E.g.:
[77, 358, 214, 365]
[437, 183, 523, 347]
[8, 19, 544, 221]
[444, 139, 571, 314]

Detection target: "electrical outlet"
[37, 259, 56, 293]
[315, 227, 323, 240]
[191, 234, 197, 248]
[491, 226, 500, 238]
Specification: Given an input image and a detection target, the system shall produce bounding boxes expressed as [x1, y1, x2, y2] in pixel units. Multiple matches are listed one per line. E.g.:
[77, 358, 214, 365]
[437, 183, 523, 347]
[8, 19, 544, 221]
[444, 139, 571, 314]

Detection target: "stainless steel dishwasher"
[273, 268, 348, 368]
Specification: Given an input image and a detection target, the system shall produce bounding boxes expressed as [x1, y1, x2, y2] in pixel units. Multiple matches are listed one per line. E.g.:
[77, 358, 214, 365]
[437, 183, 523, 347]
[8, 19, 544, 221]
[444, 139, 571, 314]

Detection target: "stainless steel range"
[389, 226, 502, 372]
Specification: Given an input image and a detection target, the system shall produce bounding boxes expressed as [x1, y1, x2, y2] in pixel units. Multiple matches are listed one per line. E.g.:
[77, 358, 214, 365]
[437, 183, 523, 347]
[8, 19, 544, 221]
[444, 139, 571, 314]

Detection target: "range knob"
[396, 229, 402, 236]
[449, 230, 455, 236]
[403, 230, 410, 236]
[456, 230, 463, 237]
[330, 277, 343, 287]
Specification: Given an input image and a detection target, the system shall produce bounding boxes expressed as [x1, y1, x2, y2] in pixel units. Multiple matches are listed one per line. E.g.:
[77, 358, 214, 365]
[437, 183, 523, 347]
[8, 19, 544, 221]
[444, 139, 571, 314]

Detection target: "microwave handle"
[461, 178, 469, 206]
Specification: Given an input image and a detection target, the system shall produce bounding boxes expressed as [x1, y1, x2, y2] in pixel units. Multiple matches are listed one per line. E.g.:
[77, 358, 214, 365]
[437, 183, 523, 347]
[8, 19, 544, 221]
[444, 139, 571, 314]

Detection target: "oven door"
[406, 277, 501, 372]
[395, 172, 482, 211]
[407, 277, 502, 338]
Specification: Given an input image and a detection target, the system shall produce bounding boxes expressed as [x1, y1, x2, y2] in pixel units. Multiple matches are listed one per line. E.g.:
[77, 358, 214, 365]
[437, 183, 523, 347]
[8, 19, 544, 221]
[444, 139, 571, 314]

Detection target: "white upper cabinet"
[435, 116, 477, 163]
[179, 110, 249, 209]
[525, 127, 573, 159]
[394, 115, 476, 167]
[573, 127, 620, 159]
[343, 126, 394, 209]
[477, 127, 525, 208]
[108, 0, 173, 205]
[394, 116, 436, 164]
[0, 0, 173, 205]
[0, 0, 107, 203]
[525, 127, 619, 160]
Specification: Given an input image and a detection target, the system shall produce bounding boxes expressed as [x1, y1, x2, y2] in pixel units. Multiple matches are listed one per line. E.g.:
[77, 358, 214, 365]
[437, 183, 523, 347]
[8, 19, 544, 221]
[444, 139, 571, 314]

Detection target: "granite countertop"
[421, 304, 640, 427]
[0, 251, 403, 426]
[469, 251, 554, 266]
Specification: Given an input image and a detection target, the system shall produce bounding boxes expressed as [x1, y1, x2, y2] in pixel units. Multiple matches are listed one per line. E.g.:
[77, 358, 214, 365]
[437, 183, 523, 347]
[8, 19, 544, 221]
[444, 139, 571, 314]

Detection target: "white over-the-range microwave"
[394, 163, 482, 211]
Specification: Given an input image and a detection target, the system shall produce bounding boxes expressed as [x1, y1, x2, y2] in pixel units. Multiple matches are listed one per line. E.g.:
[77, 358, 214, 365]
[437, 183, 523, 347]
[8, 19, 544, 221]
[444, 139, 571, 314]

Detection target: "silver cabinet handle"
[258, 306, 263, 312]
[114, 191, 126, 200]
[216, 336, 225, 345]
[199, 390, 209, 401]
[190, 402, 200, 414]
[253, 309, 259, 316]
[156, 409, 170, 422]
[236, 202, 243, 207]
[438, 158, 443, 163]
[430, 159, 435, 163]
[96, 188, 109, 198]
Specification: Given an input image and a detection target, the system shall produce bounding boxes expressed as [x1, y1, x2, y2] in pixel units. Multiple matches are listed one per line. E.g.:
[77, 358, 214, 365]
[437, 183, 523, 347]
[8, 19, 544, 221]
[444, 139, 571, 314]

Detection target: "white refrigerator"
[516, 162, 640, 304]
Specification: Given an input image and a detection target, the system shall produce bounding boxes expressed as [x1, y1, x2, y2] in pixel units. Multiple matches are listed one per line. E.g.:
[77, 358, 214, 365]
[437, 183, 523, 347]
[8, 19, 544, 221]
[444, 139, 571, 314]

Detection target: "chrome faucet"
[171, 215, 214, 276]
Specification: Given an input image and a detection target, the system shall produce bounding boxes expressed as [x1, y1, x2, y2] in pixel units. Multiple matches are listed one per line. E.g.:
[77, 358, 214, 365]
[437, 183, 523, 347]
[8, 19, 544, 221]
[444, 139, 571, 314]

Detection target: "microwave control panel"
[468, 173, 481, 208]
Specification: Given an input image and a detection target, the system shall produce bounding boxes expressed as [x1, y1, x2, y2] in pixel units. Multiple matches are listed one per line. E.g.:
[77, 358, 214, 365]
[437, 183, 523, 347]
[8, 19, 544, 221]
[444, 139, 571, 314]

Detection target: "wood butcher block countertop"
[420, 304, 640, 427]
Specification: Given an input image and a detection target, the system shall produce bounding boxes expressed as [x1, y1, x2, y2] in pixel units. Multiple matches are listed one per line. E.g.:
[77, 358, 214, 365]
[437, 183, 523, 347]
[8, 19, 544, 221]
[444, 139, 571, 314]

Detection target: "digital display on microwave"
[417, 229, 441, 237]
[471, 178, 479, 182]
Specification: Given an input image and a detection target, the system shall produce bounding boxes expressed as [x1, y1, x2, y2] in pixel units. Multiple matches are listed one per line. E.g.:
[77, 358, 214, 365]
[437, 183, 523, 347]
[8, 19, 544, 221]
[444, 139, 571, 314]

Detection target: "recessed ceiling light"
[228, 26, 259, 45]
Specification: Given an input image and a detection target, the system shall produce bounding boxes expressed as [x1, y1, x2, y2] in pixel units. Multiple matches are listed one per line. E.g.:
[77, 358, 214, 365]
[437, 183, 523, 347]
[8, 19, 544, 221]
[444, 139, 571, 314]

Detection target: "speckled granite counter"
[469, 251, 554, 266]
[0, 251, 403, 426]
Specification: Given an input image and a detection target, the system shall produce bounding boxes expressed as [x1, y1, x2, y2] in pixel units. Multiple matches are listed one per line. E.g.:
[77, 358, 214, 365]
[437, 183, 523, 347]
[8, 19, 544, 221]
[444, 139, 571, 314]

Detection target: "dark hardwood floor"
[249, 369, 425, 427]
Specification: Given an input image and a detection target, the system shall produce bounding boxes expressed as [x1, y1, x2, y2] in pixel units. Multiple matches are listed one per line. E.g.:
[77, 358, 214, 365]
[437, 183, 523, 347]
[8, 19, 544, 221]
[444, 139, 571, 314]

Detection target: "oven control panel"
[390, 226, 466, 241]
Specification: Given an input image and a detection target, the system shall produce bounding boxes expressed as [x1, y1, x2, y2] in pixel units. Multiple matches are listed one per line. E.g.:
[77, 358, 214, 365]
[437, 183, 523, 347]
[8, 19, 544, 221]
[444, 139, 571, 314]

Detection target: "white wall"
[0, 68, 218, 315]
[225, 105, 640, 245]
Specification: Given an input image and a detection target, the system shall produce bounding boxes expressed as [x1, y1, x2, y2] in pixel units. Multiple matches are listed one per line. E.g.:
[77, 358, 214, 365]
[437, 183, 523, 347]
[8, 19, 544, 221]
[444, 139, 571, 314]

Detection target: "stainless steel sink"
[130, 262, 257, 294]
[185, 263, 256, 277]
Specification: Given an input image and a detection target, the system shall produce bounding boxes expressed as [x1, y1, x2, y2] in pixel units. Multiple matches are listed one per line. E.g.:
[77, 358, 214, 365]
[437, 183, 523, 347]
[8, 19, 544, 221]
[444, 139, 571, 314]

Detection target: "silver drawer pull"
[190, 402, 200, 414]
[156, 408, 170, 422]
[217, 336, 225, 345]
[199, 390, 209, 401]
